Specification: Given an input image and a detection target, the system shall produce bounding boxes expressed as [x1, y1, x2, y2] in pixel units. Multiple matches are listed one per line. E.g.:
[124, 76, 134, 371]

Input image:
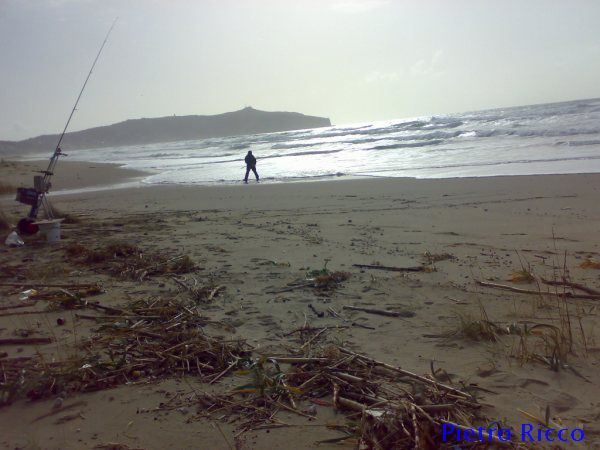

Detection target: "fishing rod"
[17, 18, 118, 234]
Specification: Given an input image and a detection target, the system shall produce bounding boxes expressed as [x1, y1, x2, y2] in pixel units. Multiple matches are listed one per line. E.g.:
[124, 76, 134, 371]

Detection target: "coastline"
[1, 161, 600, 448]
[0, 159, 150, 193]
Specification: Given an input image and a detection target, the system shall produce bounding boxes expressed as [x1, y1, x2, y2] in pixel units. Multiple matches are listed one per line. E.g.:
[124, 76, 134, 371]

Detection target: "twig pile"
[64, 242, 195, 280]
[189, 346, 525, 448]
[0, 296, 249, 406]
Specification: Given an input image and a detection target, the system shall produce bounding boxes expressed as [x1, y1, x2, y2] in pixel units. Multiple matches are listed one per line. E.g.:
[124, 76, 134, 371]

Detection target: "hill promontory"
[1, 107, 331, 154]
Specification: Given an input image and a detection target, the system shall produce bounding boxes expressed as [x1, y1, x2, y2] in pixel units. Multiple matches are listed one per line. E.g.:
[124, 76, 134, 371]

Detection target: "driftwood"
[266, 357, 329, 364]
[476, 280, 600, 300]
[308, 303, 324, 317]
[0, 337, 53, 345]
[0, 303, 36, 311]
[266, 282, 313, 294]
[353, 264, 425, 272]
[283, 325, 353, 337]
[32, 400, 87, 423]
[541, 278, 600, 295]
[0, 282, 99, 288]
[0, 310, 47, 317]
[86, 302, 131, 315]
[343, 305, 414, 318]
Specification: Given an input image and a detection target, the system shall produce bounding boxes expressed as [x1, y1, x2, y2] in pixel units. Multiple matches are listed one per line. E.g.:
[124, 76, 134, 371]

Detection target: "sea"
[47, 98, 600, 186]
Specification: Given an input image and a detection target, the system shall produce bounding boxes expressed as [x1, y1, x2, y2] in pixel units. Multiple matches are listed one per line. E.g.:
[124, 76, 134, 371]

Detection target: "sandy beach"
[0, 159, 148, 193]
[1, 160, 600, 449]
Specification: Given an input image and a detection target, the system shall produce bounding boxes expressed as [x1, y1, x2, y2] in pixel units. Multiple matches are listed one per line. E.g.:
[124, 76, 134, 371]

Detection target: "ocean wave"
[360, 154, 600, 175]
[65, 97, 600, 184]
[371, 140, 443, 150]
[272, 142, 319, 150]
[475, 127, 600, 139]
[566, 139, 600, 147]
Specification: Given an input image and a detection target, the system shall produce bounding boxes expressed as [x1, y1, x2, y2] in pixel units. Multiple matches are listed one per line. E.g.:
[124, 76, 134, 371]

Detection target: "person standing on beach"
[244, 150, 259, 183]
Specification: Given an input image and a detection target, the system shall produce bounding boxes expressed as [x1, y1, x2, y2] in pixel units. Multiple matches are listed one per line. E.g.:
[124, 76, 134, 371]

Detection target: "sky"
[1, 0, 599, 141]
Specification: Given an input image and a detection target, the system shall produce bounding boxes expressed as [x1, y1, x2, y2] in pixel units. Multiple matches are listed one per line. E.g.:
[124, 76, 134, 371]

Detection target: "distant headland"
[0, 107, 332, 154]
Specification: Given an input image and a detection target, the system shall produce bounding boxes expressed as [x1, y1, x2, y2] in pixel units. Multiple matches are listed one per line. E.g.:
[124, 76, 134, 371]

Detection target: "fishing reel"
[14, 175, 52, 235]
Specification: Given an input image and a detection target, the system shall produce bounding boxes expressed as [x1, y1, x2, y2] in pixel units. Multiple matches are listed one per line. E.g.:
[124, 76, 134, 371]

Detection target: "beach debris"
[342, 305, 415, 318]
[305, 261, 350, 290]
[32, 400, 87, 423]
[0, 337, 53, 345]
[541, 278, 600, 295]
[54, 412, 84, 424]
[34, 286, 105, 310]
[422, 251, 454, 264]
[93, 444, 146, 450]
[170, 276, 225, 303]
[0, 295, 250, 406]
[4, 231, 24, 247]
[266, 281, 313, 294]
[189, 346, 524, 448]
[427, 304, 520, 343]
[579, 257, 600, 269]
[257, 259, 290, 267]
[0, 302, 36, 311]
[0, 282, 101, 289]
[444, 316, 508, 342]
[267, 265, 350, 294]
[19, 289, 38, 301]
[476, 280, 600, 299]
[308, 303, 324, 317]
[63, 242, 196, 280]
[352, 263, 426, 272]
[311, 271, 350, 290]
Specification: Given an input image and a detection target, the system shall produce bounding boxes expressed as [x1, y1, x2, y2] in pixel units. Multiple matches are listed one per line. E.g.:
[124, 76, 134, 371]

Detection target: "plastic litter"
[5, 231, 24, 247]
[19, 289, 38, 301]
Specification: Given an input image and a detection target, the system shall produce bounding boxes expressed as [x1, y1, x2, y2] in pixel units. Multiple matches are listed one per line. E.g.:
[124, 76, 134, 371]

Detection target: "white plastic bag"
[5, 231, 24, 247]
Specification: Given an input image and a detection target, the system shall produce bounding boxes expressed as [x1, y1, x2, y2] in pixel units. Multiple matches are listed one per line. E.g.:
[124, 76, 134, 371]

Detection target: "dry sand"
[0, 159, 148, 192]
[1, 160, 600, 449]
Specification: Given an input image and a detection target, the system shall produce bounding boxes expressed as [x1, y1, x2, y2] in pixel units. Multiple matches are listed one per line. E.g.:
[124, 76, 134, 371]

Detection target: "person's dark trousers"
[244, 165, 259, 182]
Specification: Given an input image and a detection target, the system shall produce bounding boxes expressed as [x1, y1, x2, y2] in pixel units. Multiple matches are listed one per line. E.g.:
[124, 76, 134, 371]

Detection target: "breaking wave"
[64, 97, 600, 184]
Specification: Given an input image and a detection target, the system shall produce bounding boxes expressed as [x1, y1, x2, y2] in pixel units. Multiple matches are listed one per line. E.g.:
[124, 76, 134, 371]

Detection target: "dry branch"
[0, 337, 53, 345]
[352, 264, 425, 272]
[541, 278, 600, 295]
[476, 280, 600, 299]
[343, 305, 414, 318]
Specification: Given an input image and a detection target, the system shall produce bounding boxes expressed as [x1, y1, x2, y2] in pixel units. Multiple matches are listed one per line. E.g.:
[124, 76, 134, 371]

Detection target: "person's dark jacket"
[245, 153, 256, 167]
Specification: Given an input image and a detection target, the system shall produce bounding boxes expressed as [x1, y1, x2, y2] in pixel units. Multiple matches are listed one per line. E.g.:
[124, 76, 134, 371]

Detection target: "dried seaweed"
[191, 346, 525, 448]
[0, 296, 250, 406]
[63, 242, 196, 280]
